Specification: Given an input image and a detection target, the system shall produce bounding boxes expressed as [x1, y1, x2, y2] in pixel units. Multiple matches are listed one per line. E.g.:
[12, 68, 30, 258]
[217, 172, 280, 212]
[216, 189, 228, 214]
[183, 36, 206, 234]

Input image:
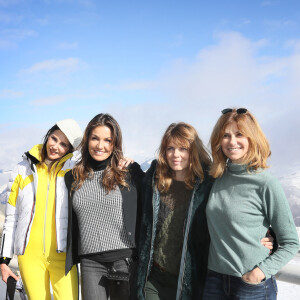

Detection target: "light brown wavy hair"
[210, 108, 271, 178]
[72, 113, 128, 192]
[156, 122, 211, 193]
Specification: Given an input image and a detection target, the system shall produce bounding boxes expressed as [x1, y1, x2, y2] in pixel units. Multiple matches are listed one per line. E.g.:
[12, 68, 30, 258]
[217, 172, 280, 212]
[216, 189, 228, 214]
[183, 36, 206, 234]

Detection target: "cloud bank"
[0, 31, 299, 182]
[20, 58, 80, 74]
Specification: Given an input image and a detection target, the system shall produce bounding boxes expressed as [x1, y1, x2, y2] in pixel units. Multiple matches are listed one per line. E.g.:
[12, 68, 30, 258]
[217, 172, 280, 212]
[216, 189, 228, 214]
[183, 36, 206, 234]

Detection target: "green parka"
[136, 160, 214, 300]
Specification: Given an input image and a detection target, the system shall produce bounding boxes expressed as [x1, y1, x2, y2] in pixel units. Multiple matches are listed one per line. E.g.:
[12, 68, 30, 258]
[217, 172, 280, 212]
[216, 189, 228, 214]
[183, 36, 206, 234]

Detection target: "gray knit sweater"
[206, 162, 299, 279]
[72, 170, 134, 255]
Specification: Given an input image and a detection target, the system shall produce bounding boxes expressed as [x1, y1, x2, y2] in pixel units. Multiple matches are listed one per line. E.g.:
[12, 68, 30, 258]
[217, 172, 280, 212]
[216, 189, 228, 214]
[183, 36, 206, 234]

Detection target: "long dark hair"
[72, 113, 128, 192]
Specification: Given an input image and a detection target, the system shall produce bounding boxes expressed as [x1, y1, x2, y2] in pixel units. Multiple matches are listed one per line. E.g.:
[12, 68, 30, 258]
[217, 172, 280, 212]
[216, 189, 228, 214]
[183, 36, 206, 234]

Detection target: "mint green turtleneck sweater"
[206, 162, 299, 279]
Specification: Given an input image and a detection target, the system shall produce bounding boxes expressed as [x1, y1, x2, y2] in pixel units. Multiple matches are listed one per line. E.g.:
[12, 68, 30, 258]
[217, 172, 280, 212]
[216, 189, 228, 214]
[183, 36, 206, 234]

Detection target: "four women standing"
[0, 110, 298, 300]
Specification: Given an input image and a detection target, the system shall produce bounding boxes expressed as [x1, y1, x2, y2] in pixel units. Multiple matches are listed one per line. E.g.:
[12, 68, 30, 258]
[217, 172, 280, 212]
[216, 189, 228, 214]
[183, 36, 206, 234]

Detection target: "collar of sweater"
[89, 155, 112, 171]
[227, 161, 248, 174]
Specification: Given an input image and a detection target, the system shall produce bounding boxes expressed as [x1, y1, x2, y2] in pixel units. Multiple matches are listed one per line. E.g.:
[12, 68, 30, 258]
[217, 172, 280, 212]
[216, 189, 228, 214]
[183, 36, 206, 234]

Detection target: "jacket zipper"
[54, 179, 59, 252]
[43, 164, 56, 254]
[176, 180, 200, 300]
[43, 178, 50, 253]
[143, 184, 159, 297]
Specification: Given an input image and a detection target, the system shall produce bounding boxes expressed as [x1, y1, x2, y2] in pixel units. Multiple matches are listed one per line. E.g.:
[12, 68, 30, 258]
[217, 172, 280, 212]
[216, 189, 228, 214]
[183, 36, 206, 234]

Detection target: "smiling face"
[88, 125, 114, 161]
[221, 122, 249, 164]
[46, 130, 71, 161]
[166, 140, 190, 181]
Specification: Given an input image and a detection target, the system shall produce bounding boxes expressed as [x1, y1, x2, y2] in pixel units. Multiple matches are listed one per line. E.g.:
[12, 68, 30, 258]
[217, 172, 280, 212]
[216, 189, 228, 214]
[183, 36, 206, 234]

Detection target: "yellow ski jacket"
[0, 144, 76, 258]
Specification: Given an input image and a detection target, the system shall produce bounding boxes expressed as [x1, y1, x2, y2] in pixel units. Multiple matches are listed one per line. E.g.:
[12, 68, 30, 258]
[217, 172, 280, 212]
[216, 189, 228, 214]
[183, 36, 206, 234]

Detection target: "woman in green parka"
[136, 122, 213, 300]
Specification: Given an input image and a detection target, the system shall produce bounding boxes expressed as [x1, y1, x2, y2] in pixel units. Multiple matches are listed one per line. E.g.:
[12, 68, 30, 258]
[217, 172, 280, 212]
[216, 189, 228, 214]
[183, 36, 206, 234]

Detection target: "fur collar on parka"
[136, 160, 214, 300]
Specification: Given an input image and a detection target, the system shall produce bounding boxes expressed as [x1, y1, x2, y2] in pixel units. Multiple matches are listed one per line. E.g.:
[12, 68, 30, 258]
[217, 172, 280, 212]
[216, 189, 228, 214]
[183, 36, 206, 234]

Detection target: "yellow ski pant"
[18, 252, 78, 300]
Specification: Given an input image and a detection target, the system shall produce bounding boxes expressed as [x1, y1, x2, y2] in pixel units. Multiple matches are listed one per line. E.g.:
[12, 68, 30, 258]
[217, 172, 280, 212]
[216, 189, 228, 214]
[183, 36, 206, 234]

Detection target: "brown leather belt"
[153, 261, 168, 272]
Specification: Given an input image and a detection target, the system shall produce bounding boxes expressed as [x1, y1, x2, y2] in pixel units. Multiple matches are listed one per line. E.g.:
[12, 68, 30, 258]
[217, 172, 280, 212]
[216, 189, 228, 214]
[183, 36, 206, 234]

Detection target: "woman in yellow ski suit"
[0, 119, 82, 300]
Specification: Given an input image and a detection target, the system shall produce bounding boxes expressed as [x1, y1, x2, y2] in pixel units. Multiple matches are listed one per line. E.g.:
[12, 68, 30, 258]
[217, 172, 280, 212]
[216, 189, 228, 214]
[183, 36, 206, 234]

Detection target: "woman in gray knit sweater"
[203, 108, 299, 300]
[65, 113, 144, 300]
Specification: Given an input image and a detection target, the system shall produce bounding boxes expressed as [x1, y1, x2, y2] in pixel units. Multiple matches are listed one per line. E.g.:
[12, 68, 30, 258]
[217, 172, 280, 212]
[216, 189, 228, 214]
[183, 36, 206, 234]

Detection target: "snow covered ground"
[276, 252, 300, 299]
[278, 281, 300, 300]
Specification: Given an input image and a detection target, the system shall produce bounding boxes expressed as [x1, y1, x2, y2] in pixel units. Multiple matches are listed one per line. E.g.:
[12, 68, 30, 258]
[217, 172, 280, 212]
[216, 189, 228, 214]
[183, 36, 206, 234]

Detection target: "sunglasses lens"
[237, 108, 247, 114]
[221, 108, 232, 114]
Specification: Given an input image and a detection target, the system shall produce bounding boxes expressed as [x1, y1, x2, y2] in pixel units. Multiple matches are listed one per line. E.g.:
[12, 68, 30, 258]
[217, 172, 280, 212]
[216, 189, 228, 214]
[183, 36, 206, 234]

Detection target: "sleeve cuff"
[0, 257, 11, 265]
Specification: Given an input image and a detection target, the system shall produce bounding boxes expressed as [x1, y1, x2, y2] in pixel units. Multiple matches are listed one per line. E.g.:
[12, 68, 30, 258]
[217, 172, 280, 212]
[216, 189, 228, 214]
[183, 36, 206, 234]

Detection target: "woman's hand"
[261, 236, 273, 252]
[0, 264, 19, 283]
[242, 267, 265, 284]
[118, 157, 134, 169]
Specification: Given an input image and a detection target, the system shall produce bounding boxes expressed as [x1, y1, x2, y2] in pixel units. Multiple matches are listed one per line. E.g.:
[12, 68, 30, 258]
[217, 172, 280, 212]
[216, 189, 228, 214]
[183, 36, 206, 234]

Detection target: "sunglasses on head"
[221, 108, 247, 115]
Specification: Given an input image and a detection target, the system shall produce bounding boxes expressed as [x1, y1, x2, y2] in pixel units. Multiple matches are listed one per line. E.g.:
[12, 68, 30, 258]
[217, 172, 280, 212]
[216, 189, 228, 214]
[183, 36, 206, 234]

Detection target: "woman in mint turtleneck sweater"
[203, 108, 299, 300]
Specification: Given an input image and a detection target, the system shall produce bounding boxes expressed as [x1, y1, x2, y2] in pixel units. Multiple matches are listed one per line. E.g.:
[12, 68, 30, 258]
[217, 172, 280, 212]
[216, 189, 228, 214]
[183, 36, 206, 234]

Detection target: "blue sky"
[1, 0, 300, 182]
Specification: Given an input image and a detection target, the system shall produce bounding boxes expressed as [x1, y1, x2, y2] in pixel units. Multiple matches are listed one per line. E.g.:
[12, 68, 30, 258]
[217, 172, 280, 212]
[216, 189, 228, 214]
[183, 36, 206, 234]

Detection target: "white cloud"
[239, 19, 251, 26]
[264, 19, 296, 30]
[57, 42, 78, 50]
[285, 39, 300, 52]
[43, 0, 94, 6]
[103, 81, 155, 91]
[150, 31, 300, 172]
[89, 31, 300, 175]
[77, 0, 93, 7]
[169, 34, 184, 48]
[0, 28, 36, 49]
[0, 11, 23, 24]
[0, 89, 23, 99]
[1, 31, 300, 181]
[30, 95, 67, 106]
[36, 17, 49, 26]
[20, 58, 80, 74]
[0, 0, 21, 7]
[0, 38, 15, 49]
[0, 126, 45, 186]
[156, 32, 290, 108]
[261, 1, 279, 6]
[2, 28, 37, 40]
[0, 12, 14, 23]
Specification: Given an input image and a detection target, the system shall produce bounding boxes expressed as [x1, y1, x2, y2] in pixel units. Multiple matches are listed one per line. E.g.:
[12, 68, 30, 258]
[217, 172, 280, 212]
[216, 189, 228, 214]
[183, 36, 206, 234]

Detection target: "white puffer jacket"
[0, 145, 76, 258]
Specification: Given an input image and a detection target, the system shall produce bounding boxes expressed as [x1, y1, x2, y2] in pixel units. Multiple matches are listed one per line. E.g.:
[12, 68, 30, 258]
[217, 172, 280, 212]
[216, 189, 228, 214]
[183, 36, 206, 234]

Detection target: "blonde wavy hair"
[72, 113, 128, 192]
[156, 122, 211, 193]
[210, 108, 271, 178]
